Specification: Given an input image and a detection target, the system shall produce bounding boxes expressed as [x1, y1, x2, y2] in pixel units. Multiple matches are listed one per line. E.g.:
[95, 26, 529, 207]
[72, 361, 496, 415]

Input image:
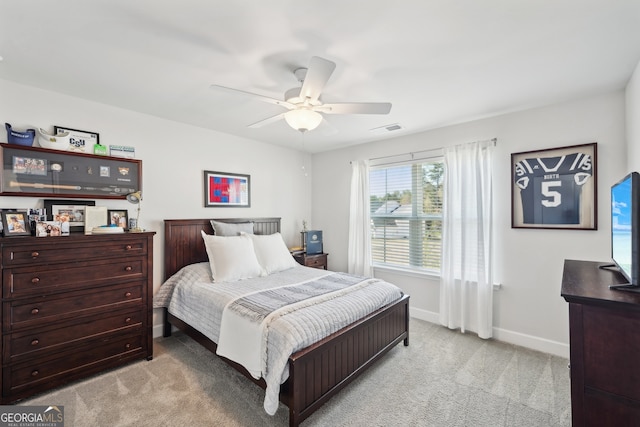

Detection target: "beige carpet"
[21, 319, 571, 426]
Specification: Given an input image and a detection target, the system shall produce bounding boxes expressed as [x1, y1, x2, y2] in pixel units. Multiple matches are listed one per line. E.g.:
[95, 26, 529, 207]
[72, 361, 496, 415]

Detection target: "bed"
[158, 217, 410, 427]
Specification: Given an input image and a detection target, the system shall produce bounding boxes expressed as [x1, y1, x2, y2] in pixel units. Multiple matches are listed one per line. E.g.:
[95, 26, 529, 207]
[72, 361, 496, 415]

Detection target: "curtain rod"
[367, 138, 497, 162]
[350, 138, 497, 164]
[368, 148, 439, 162]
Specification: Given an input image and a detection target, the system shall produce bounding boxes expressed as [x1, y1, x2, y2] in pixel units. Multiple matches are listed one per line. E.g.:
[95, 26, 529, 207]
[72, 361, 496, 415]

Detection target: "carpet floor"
[20, 318, 571, 426]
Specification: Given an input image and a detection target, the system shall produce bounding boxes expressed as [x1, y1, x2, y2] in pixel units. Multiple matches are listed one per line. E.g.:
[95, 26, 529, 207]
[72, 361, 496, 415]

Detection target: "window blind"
[369, 157, 444, 273]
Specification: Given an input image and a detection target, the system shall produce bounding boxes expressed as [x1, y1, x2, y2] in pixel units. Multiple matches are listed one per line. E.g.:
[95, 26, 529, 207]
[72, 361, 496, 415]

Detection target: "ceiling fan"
[210, 56, 392, 132]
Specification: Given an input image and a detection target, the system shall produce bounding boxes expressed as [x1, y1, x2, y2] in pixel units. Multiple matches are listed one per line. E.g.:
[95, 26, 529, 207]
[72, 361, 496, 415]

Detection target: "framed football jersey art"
[511, 143, 597, 230]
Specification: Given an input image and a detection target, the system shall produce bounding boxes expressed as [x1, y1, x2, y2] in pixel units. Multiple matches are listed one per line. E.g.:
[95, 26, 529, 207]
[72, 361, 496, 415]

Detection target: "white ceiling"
[1, 1, 640, 153]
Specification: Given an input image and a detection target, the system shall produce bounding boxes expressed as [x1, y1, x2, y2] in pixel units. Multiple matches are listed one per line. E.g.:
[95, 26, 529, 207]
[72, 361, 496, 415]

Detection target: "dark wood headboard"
[163, 217, 281, 280]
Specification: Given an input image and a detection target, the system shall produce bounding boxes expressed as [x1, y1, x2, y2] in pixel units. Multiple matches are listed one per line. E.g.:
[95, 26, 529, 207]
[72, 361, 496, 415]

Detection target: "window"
[369, 158, 444, 273]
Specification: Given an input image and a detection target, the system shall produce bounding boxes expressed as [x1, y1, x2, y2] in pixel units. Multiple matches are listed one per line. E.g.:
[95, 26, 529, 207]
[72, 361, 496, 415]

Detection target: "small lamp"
[126, 191, 144, 232]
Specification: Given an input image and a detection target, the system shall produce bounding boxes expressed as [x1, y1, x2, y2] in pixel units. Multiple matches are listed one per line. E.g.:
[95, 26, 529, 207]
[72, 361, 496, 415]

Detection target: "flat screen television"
[607, 171, 640, 291]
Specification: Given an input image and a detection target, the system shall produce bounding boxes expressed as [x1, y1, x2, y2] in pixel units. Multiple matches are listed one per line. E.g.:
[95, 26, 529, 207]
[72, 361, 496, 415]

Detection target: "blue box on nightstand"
[306, 230, 323, 255]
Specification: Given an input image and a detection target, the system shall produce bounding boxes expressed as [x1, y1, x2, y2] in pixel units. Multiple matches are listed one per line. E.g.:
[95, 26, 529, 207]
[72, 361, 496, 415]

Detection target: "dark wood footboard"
[283, 294, 410, 427]
[164, 294, 410, 427]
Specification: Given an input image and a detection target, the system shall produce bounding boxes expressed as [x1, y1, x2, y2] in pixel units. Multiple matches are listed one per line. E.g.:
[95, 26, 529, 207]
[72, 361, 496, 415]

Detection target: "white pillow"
[200, 231, 263, 282]
[243, 232, 298, 275]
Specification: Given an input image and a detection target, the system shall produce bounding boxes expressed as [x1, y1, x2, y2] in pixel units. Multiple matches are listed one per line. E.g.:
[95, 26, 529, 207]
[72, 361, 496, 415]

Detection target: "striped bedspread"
[154, 263, 404, 415]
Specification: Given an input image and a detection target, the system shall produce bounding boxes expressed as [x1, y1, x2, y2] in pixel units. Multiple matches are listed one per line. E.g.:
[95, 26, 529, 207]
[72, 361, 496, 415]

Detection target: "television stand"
[609, 283, 640, 292]
[596, 264, 640, 292]
[561, 259, 640, 425]
[597, 263, 616, 270]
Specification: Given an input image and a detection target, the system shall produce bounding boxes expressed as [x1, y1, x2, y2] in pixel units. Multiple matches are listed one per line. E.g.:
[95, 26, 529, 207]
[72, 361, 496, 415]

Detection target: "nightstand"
[293, 252, 328, 270]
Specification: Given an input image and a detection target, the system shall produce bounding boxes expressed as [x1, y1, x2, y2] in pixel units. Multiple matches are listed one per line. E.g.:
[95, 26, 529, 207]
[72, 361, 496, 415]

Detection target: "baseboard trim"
[408, 308, 569, 358]
[153, 323, 165, 339]
[409, 307, 440, 324]
[491, 327, 569, 358]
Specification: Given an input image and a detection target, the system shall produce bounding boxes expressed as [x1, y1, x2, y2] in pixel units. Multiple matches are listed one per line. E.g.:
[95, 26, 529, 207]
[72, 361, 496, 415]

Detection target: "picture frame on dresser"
[34, 220, 65, 237]
[44, 199, 95, 232]
[1, 210, 31, 236]
[107, 209, 128, 229]
[0, 144, 141, 200]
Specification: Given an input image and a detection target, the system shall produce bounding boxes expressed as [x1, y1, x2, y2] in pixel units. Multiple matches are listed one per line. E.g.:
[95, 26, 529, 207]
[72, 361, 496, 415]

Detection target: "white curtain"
[348, 160, 373, 276]
[440, 140, 494, 339]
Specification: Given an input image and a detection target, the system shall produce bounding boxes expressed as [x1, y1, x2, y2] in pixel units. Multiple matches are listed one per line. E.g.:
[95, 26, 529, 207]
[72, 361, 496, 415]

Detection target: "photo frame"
[54, 126, 100, 153]
[34, 221, 67, 237]
[511, 142, 597, 230]
[1, 210, 31, 236]
[0, 145, 141, 199]
[107, 209, 128, 229]
[28, 208, 46, 224]
[44, 199, 95, 232]
[203, 170, 250, 208]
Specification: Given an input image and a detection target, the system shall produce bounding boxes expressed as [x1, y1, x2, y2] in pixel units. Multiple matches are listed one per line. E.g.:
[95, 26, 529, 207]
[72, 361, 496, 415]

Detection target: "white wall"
[312, 91, 627, 357]
[0, 78, 312, 337]
[1, 76, 631, 357]
[627, 60, 640, 170]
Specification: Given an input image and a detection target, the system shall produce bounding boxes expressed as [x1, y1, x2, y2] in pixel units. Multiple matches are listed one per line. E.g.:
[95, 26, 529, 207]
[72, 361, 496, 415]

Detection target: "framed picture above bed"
[203, 170, 250, 208]
[511, 142, 597, 230]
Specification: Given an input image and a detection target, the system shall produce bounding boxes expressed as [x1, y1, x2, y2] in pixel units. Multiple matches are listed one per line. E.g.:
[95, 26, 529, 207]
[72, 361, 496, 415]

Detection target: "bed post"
[163, 308, 172, 337]
[404, 298, 410, 346]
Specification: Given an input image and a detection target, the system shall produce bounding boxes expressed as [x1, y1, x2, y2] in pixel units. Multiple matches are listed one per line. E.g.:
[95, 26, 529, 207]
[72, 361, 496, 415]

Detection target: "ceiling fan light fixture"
[284, 109, 322, 132]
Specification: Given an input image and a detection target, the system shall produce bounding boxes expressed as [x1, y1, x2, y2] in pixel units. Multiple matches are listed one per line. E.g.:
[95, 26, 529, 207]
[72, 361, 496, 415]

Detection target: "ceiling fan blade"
[210, 84, 295, 109]
[247, 113, 285, 128]
[299, 56, 336, 103]
[316, 102, 392, 115]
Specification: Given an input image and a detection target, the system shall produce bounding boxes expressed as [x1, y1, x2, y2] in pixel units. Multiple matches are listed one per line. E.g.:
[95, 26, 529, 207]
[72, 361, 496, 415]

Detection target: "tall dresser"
[0, 231, 155, 403]
[561, 259, 640, 426]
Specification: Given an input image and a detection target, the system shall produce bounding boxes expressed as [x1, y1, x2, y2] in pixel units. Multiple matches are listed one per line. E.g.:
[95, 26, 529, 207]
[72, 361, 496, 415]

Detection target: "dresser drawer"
[294, 253, 328, 269]
[304, 254, 327, 268]
[5, 333, 143, 396]
[6, 282, 143, 331]
[5, 308, 143, 363]
[2, 239, 147, 267]
[4, 258, 146, 298]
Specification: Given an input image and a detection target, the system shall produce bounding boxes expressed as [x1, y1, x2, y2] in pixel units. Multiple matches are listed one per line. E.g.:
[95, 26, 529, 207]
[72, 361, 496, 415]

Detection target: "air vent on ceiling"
[370, 123, 403, 134]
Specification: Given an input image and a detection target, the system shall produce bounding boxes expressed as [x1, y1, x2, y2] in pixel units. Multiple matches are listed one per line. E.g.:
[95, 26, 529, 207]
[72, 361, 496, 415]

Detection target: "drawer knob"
[125, 317, 131, 323]
[31, 277, 40, 284]
[31, 308, 39, 315]
[125, 343, 131, 350]
[31, 339, 39, 346]
[125, 292, 132, 298]
[31, 251, 39, 258]
[125, 266, 132, 271]
[125, 245, 133, 250]
[31, 370, 39, 377]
